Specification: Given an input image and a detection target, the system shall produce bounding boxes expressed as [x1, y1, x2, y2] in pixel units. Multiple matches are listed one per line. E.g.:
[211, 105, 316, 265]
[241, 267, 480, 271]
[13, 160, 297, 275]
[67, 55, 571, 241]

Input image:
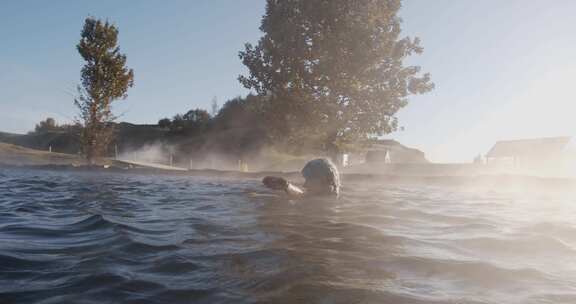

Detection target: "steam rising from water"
[115, 139, 576, 179]
[117, 142, 316, 172]
[118, 143, 174, 165]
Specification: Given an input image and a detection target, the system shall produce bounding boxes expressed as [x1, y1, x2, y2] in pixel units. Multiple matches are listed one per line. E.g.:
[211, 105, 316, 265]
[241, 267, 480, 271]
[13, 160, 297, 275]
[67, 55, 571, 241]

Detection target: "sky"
[1, 0, 576, 162]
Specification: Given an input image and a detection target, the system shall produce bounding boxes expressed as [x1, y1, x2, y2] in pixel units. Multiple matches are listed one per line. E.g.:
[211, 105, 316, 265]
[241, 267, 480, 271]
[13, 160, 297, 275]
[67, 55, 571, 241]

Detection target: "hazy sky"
[1, 0, 576, 162]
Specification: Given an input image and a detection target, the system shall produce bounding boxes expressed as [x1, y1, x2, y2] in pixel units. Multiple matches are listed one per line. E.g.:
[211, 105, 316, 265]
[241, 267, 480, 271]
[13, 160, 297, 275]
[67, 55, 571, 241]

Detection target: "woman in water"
[262, 158, 341, 197]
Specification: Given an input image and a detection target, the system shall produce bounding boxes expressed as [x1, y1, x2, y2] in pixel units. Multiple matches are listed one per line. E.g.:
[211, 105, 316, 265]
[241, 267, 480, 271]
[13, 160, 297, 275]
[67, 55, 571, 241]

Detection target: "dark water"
[1, 169, 576, 303]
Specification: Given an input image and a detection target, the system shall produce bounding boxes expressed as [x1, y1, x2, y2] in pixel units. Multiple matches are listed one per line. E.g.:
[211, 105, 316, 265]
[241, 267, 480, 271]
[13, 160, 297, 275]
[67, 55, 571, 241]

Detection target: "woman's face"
[303, 177, 330, 195]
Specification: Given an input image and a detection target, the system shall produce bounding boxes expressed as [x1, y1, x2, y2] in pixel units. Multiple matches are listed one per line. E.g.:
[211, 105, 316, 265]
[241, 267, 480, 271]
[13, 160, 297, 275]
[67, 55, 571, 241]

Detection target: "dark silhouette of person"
[262, 158, 340, 197]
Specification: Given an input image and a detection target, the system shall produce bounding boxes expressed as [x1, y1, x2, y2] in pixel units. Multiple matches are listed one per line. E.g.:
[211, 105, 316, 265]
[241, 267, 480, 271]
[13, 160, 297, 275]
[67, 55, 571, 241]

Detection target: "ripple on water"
[1, 168, 576, 304]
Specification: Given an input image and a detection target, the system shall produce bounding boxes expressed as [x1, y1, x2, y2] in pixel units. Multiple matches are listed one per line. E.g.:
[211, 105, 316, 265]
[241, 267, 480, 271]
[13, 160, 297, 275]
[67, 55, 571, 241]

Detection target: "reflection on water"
[1, 168, 576, 303]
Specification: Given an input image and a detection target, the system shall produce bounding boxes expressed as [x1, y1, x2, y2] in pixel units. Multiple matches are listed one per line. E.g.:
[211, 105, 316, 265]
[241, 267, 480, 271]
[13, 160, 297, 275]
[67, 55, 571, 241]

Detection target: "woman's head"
[301, 158, 340, 196]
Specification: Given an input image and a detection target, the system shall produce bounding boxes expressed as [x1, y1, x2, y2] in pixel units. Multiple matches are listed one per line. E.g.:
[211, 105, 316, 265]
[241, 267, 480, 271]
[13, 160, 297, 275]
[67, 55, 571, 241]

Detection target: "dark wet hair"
[301, 158, 341, 196]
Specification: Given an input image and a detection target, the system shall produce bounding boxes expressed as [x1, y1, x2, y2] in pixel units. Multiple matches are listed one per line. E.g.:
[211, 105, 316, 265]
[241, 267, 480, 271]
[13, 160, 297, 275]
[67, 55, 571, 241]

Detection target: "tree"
[239, 0, 433, 154]
[34, 117, 58, 133]
[182, 108, 211, 133]
[183, 109, 211, 124]
[158, 118, 172, 129]
[214, 94, 266, 130]
[75, 17, 134, 162]
[166, 109, 211, 135]
[169, 114, 186, 133]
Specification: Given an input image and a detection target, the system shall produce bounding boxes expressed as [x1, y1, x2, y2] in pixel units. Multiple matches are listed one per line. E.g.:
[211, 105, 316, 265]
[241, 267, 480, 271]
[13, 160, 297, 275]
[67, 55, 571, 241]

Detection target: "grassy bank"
[0, 143, 84, 166]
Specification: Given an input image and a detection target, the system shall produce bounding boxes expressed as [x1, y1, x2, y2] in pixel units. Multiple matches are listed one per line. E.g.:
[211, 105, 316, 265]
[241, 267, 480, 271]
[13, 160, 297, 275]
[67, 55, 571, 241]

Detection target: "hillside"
[0, 123, 429, 172]
[0, 142, 83, 166]
[0, 123, 169, 155]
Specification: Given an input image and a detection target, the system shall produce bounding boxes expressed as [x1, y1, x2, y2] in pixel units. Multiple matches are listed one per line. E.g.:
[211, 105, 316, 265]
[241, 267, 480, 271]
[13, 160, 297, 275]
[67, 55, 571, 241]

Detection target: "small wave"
[388, 255, 549, 288]
[145, 258, 202, 274]
[0, 254, 61, 271]
[121, 240, 181, 255]
[1, 214, 113, 237]
[2, 169, 576, 303]
[527, 292, 576, 304]
[524, 222, 576, 241]
[454, 235, 576, 256]
[391, 208, 483, 225]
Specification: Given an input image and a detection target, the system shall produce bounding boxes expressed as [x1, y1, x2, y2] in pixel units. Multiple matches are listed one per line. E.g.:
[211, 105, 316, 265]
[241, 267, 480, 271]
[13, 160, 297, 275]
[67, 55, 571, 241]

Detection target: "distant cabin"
[486, 137, 572, 168]
[365, 140, 428, 164]
[339, 139, 428, 167]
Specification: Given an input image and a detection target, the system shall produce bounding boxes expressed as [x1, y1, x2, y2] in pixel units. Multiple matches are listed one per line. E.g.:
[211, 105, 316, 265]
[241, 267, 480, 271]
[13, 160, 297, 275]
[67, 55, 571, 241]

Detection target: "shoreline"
[2, 163, 576, 194]
[0, 163, 303, 180]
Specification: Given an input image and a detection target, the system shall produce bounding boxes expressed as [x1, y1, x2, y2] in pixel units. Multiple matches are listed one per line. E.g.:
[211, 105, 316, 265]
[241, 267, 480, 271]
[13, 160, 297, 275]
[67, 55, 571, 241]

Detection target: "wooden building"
[340, 139, 428, 167]
[486, 137, 572, 168]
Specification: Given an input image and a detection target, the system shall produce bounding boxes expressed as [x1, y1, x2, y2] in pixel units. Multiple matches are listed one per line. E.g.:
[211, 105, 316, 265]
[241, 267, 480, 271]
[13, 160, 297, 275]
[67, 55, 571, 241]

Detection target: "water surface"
[1, 168, 576, 303]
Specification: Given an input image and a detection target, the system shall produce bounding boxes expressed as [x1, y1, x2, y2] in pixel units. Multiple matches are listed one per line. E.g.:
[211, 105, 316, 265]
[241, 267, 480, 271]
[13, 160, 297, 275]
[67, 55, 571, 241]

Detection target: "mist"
[118, 143, 175, 165]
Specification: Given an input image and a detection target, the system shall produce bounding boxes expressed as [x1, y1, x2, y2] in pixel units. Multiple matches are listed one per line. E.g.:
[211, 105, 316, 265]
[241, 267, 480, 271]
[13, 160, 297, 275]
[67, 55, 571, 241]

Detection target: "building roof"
[486, 137, 571, 158]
